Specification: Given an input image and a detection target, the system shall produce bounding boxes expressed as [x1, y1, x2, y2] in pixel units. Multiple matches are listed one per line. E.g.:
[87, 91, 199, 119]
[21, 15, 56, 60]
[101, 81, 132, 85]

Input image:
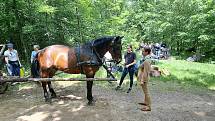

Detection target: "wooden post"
[0, 45, 6, 56]
[0, 77, 117, 83]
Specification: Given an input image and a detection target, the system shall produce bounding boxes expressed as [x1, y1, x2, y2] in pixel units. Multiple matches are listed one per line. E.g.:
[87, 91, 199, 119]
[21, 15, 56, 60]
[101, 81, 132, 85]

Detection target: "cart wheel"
[0, 82, 8, 94]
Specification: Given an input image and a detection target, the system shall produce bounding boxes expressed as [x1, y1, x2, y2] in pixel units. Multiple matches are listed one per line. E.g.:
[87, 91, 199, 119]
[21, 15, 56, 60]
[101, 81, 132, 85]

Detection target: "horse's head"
[109, 36, 123, 64]
[91, 36, 123, 64]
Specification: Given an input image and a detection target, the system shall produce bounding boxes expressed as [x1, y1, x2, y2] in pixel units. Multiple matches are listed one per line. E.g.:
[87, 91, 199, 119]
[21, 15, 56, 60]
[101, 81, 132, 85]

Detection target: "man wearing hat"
[4, 43, 22, 77]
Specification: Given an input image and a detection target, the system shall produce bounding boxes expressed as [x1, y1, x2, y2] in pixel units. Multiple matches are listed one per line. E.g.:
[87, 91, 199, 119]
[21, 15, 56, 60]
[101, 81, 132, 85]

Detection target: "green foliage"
[125, 0, 215, 61]
[0, 0, 126, 64]
[0, 0, 214, 63]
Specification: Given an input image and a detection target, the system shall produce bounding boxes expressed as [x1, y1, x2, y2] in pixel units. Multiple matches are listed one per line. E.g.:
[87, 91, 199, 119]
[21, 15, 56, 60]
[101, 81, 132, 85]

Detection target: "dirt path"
[0, 81, 215, 121]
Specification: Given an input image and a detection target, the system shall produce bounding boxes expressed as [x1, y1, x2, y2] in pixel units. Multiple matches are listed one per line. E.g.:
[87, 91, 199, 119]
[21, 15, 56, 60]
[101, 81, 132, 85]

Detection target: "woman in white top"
[4, 43, 21, 76]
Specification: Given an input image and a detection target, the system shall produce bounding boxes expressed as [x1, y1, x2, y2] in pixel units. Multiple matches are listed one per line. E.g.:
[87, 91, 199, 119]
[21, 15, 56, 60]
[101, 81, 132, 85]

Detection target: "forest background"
[0, 0, 214, 64]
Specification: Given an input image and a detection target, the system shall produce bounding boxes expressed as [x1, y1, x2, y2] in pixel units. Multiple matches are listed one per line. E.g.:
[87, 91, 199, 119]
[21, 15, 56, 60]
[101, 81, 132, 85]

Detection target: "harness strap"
[91, 42, 115, 79]
[91, 42, 103, 66]
[75, 45, 84, 74]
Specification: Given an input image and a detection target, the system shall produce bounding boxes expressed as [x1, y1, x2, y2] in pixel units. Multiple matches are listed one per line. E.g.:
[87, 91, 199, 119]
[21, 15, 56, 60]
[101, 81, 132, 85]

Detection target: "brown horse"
[32, 36, 123, 104]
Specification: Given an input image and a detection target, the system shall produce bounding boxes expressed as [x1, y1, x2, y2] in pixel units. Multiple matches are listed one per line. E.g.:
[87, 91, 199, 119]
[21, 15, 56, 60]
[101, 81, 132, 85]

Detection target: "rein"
[91, 40, 116, 79]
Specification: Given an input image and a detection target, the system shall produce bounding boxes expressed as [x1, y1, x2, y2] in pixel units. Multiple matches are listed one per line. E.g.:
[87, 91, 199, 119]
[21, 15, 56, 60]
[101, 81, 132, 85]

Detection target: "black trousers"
[119, 65, 135, 88]
[31, 59, 40, 78]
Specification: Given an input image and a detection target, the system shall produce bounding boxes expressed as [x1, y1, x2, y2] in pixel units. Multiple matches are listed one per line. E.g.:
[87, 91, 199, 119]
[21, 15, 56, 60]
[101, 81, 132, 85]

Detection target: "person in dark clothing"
[116, 45, 136, 93]
[31, 45, 40, 78]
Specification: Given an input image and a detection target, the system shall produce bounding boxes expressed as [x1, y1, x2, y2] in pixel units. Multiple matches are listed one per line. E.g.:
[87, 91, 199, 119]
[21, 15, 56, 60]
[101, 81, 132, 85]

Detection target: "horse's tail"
[31, 53, 40, 78]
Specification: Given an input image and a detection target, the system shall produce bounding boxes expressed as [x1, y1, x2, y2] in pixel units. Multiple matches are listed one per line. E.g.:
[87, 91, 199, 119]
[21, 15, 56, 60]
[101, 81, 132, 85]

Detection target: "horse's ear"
[116, 36, 123, 41]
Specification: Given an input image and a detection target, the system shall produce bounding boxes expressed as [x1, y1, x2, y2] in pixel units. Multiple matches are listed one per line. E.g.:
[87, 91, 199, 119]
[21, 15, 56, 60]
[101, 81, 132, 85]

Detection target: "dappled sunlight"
[69, 103, 85, 112]
[18, 86, 33, 91]
[56, 81, 81, 87]
[54, 73, 84, 87]
[208, 85, 215, 90]
[57, 100, 65, 105]
[207, 102, 213, 106]
[17, 112, 50, 121]
[52, 111, 62, 121]
[194, 111, 206, 117]
[197, 79, 208, 85]
[53, 117, 61, 121]
[59, 94, 83, 100]
[19, 106, 38, 115]
[208, 87, 215, 90]
[14, 83, 35, 92]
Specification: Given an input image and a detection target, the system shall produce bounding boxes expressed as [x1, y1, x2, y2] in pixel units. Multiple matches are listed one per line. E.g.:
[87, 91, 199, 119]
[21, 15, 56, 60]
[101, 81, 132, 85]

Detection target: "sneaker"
[127, 88, 132, 93]
[115, 86, 121, 90]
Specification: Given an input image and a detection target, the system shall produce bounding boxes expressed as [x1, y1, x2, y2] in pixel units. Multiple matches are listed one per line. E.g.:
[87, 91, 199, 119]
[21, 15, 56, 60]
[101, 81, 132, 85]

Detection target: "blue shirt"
[31, 51, 38, 63]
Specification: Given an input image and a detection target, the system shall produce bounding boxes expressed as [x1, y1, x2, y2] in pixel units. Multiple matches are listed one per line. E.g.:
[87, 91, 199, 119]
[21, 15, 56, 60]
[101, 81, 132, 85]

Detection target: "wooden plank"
[0, 44, 6, 56]
[0, 77, 117, 83]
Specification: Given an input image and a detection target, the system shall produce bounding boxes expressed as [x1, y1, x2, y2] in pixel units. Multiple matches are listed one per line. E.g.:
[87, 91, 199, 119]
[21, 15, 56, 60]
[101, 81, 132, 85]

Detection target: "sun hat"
[7, 43, 13, 48]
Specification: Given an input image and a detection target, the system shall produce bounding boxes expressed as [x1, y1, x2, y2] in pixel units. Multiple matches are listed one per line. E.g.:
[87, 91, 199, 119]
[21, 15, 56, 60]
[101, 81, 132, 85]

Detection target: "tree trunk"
[13, 0, 29, 62]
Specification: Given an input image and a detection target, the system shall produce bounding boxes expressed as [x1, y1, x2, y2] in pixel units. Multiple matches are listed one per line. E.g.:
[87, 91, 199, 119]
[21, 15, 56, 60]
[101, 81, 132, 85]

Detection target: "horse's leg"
[86, 75, 95, 105]
[41, 82, 50, 102]
[47, 81, 57, 98]
[41, 71, 50, 102]
[46, 71, 57, 98]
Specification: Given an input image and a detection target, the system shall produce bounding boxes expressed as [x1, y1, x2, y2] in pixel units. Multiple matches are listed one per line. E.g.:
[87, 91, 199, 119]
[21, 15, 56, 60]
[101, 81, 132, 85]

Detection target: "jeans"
[119, 65, 135, 88]
[155, 50, 160, 59]
[8, 61, 20, 76]
[6, 64, 12, 76]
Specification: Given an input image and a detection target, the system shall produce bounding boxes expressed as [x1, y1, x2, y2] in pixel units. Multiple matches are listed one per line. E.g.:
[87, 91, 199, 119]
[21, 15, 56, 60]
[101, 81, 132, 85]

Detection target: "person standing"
[31, 45, 40, 63]
[138, 47, 152, 111]
[116, 45, 136, 93]
[154, 43, 160, 59]
[31, 45, 40, 78]
[4, 43, 22, 76]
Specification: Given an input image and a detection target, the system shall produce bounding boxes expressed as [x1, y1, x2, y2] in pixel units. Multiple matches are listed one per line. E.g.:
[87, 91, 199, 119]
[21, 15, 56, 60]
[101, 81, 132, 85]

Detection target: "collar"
[144, 55, 151, 60]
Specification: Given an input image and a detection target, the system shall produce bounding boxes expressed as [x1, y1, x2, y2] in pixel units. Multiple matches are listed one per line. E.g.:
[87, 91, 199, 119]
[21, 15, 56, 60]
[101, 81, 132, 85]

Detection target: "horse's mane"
[85, 36, 116, 47]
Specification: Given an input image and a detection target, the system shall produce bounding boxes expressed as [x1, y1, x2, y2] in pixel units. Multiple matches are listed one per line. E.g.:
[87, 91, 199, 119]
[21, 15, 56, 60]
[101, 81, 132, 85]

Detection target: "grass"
[93, 59, 215, 91]
[154, 59, 215, 90]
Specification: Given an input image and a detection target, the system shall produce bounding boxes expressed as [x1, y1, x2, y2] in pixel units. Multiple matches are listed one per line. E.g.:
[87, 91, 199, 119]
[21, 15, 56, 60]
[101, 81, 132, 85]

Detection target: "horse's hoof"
[87, 99, 96, 106]
[45, 97, 51, 103]
[87, 101, 95, 106]
[45, 98, 49, 102]
[51, 93, 57, 98]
